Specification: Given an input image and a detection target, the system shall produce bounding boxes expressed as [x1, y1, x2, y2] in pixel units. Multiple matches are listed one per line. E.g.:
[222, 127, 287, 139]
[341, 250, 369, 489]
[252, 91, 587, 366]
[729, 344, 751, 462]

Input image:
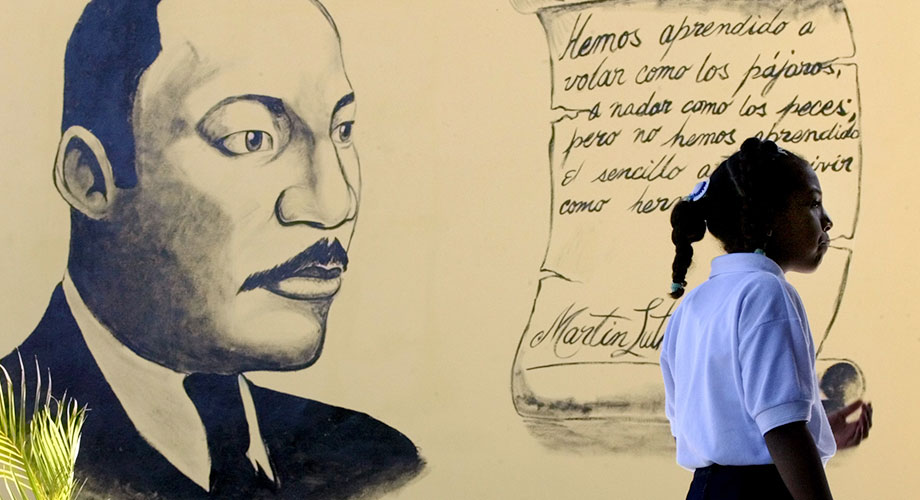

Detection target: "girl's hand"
[828, 400, 873, 449]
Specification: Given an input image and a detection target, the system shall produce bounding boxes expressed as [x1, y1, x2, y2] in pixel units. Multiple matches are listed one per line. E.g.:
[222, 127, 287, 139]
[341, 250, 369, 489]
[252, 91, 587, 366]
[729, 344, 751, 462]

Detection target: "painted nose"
[275, 143, 357, 229]
[823, 213, 833, 232]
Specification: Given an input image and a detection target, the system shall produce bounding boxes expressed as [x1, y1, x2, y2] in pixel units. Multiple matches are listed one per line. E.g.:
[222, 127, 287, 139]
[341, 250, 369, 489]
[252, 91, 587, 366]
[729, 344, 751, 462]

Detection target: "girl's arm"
[764, 421, 834, 500]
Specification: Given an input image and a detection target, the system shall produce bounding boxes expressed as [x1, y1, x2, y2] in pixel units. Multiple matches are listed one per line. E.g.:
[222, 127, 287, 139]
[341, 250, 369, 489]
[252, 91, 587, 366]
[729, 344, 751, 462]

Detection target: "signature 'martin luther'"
[1, 1, 423, 498]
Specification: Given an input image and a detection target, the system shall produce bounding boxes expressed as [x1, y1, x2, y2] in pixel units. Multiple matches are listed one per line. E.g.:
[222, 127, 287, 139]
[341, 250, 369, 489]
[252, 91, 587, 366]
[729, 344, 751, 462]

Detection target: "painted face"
[767, 162, 833, 274]
[94, 0, 359, 373]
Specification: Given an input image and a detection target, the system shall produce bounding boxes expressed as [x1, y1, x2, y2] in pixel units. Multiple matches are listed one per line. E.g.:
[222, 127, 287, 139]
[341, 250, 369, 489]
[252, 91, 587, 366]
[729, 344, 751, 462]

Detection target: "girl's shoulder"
[683, 269, 799, 326]
[734, 272, 803, 328]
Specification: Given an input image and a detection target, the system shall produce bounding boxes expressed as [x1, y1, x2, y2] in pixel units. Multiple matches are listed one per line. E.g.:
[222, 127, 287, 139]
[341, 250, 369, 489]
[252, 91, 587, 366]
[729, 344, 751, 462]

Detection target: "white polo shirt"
[660, 253, 835, 470]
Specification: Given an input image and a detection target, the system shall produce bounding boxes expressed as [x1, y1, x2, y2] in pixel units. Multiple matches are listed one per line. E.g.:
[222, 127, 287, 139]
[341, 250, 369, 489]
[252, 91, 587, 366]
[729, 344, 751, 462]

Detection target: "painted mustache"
[239, 238, 349, 293]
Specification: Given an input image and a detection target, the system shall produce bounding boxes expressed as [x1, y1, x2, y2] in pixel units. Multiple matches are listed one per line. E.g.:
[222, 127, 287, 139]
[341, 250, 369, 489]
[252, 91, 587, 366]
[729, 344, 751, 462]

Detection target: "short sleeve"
[739, 317, 814, 435]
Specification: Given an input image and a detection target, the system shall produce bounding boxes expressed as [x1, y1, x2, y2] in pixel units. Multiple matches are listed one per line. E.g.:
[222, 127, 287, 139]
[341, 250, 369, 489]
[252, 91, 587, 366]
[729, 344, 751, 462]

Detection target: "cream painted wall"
[0, 1, 916, 498]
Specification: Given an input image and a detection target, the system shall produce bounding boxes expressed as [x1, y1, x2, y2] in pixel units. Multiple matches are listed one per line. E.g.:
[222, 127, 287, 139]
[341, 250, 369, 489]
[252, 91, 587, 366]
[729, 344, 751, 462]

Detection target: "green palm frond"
[0, 356, 86, 500]
[0, 361, 32, 500]
[0, 431, 30, 498]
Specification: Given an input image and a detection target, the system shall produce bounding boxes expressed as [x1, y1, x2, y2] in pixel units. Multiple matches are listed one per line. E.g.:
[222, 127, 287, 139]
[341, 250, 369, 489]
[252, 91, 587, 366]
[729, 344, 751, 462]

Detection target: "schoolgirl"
[659, 138, 872, 500]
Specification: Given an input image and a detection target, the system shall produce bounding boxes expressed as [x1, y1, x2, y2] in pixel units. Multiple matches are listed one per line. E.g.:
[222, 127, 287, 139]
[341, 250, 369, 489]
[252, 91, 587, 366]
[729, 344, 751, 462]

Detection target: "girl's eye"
[216, 130, 274, 155]
[333, 122, 354, 145]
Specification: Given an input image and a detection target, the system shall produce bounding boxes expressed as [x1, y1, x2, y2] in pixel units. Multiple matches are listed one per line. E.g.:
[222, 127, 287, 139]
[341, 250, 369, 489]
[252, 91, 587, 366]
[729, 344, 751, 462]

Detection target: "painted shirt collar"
[62, 272, 275, 491]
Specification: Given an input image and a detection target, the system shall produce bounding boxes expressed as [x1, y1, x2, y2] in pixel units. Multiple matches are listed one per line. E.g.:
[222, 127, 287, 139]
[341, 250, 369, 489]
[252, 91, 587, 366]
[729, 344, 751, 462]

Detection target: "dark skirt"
[686, 464, 794, 500]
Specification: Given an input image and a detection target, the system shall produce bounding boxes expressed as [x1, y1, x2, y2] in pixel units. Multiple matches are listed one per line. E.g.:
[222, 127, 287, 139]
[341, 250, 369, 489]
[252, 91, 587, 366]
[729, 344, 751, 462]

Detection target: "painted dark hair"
[668, 137, 810, 298]
[62, 0, 164, 188]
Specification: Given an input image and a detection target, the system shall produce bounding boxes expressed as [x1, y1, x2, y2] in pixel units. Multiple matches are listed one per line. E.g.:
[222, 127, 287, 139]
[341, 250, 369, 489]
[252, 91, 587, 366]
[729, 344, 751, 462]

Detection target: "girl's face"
[767, 161, 833, 274]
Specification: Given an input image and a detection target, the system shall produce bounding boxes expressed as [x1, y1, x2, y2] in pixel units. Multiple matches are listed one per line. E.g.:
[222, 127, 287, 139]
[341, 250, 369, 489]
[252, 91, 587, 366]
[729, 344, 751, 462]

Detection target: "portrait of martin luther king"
[0, 0, 424, 498]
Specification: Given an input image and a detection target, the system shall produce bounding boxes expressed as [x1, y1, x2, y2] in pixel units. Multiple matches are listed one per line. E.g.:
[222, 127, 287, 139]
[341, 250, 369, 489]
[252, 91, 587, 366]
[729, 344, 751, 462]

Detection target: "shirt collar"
[709, 252, 785, 279]
[61, 272, 275, 491]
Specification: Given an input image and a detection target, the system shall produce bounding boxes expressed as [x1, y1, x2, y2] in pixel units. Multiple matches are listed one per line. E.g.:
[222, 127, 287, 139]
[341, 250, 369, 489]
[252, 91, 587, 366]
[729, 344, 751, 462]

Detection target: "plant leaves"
[0, 355, 85, 500]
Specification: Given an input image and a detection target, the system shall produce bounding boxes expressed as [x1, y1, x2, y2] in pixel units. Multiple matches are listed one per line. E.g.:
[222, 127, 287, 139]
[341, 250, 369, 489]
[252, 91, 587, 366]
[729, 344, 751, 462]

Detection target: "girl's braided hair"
[668, 137, 811, 299]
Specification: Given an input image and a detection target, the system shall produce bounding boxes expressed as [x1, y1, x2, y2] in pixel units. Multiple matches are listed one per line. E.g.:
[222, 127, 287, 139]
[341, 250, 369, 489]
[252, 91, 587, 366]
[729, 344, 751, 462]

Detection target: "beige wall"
[0, 1, 916, 498]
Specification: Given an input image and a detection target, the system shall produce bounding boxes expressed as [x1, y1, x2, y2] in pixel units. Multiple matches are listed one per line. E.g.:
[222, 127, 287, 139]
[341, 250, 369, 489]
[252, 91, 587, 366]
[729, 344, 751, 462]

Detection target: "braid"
[668, 198, 707, 299]
[739, 138, 783, 251]
[730, 151, 764, 252]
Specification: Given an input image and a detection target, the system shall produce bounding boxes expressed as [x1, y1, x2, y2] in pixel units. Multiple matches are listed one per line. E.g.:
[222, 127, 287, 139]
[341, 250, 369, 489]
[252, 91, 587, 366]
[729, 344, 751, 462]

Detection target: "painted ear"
[53, 126, 118, 219]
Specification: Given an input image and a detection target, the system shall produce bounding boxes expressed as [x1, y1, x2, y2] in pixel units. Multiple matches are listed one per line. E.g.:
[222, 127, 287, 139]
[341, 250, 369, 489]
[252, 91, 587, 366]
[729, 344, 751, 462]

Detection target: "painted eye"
[332, 122, 354, 145]
[217, 130, 274, 155]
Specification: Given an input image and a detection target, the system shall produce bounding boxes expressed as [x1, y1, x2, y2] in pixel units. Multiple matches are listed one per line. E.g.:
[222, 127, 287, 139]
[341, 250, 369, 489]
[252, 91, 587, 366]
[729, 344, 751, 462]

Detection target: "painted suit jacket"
[0, 285, 423, 499]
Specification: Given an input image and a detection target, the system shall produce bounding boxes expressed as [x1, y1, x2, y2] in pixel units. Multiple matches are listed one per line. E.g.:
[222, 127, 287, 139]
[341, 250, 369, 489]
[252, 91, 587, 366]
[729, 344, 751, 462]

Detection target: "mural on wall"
[509, 0, 865, 453]
[0, 0, 423, 498]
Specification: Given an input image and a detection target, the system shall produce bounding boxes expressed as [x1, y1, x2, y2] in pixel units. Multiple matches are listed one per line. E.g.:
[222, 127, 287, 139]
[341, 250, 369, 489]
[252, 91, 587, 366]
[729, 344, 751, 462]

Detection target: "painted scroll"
[510, 0, 863, 452]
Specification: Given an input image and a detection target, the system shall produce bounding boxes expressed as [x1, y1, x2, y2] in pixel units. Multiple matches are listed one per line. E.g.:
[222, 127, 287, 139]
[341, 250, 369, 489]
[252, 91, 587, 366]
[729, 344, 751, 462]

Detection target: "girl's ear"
[54, 126, 119, 220]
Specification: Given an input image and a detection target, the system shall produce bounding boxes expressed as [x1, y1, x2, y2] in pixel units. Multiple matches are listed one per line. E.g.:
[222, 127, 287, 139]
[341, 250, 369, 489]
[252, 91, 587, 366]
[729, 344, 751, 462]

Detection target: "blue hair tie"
[754, 248, 765, 255]
[670, 282, 685, 294]
[684, 179, 710, 202]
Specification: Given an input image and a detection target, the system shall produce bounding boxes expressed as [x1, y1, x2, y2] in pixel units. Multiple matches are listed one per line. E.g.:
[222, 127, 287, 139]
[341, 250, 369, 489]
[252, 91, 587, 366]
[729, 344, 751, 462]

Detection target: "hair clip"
[684, 179, 709, 202]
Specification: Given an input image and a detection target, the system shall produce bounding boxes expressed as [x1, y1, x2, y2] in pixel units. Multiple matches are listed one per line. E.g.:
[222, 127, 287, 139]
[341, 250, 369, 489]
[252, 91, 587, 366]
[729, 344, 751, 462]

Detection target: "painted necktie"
[183, 373, 276, 498]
